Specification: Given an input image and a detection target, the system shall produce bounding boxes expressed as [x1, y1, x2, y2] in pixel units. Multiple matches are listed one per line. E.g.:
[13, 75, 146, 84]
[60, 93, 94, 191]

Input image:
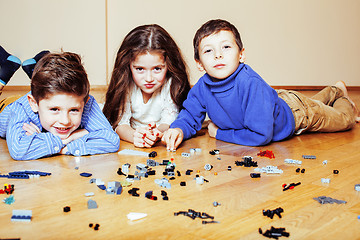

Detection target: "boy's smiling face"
[196, 30, 244, 80]
[28, 93, 85, 140]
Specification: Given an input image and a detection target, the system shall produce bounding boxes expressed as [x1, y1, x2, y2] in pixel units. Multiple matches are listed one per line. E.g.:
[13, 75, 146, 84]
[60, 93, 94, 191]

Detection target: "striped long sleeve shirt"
[0, 92, 120, 160]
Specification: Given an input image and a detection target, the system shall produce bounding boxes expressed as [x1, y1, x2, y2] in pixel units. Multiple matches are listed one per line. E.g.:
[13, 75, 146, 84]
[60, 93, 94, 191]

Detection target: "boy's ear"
[27, 95, 39, 113]
[196, 60, 205, 72]
[239, 48, 246, 63]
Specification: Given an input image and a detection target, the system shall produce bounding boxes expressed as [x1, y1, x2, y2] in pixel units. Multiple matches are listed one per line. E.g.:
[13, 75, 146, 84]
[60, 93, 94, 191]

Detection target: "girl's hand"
[22, 122, 41, 136]
[62, 129, 89, 145]
[147, 122, 163, 141]
[161, 128, 183, 151]
[133, 127, 157, 148]
[152, 127, 163, 140]
[207, 121, 218, 138]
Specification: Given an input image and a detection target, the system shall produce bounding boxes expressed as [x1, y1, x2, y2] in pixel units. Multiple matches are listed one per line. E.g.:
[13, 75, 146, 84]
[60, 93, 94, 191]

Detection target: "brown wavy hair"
[103, 24, 190, 128]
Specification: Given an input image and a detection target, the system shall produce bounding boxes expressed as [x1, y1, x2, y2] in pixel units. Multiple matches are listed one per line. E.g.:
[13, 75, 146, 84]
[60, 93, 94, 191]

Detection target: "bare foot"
[335, 81, 360, 122]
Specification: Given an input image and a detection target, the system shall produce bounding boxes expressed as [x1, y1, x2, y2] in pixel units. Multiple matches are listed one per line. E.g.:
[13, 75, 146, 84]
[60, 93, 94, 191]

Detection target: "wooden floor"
[0, 90, 360, 240]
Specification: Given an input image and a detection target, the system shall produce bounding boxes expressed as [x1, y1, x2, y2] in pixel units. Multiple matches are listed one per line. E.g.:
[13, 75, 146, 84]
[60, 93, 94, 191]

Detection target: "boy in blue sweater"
[162, 19, 359, 151]
[0, 47, 120, 160]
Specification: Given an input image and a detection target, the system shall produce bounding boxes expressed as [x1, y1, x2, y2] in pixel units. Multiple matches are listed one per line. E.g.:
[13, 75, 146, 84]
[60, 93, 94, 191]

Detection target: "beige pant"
[0, 92, 21, 113]
[277, 86, 355, 134]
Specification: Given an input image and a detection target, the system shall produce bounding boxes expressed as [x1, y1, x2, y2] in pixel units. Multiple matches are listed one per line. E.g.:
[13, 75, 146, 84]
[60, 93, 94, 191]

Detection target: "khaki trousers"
[277, 86, 355, 134]
[0, 92, 21, 113]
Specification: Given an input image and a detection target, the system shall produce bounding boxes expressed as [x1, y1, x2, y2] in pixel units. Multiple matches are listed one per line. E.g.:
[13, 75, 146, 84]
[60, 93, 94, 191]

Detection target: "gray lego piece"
[313, 196, 347, 204]
[87, 199, 98, 209]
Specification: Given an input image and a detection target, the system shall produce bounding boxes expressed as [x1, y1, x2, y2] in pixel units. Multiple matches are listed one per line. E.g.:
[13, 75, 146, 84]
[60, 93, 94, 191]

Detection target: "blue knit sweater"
[171, 63, 295, 146]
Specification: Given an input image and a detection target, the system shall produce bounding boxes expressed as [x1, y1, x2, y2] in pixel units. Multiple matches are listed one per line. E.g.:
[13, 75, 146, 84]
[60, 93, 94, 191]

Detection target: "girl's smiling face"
[28, 93, 85, 139]
[130, 51, 168, 103]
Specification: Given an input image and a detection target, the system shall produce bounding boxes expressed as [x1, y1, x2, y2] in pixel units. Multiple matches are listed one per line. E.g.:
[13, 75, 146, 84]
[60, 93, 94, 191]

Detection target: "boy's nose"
[215, 51, 223, 59]
[59, 113, 70, 125]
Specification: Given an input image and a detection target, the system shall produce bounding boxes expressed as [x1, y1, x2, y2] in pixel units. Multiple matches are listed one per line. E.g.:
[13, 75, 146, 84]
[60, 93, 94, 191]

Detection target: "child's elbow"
[10, 151, 32, 161]
[113, 138, 121, 152]
[8, 143, 38, 161]
[254, 134, 272, 146]
[244, 133, 272, 147]
[255, 138, 272, 146]
[109, 135, 121, 152]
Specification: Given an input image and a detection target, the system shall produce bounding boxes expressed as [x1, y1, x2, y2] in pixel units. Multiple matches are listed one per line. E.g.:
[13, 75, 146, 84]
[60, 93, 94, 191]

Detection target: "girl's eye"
[70, 109, 80, 113]
[223, 45, 231, 49]
[50, 108, 59, 112]
[204, 49, 212, 54]
[154, 67, 162, 72]
[135, 67, 144, 72]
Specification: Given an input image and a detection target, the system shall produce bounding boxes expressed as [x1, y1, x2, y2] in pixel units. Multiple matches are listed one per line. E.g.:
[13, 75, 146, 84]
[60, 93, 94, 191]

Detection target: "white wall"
[108, 0, 360, 86]
[0, 0, 106, 86]
[2, 0, 360, 87]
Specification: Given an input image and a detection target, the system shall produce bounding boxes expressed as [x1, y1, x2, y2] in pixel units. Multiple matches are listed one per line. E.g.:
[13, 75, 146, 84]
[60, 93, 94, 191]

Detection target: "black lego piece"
[250, 173, 261, 178]
[259, 226, 290, 239]
[128, 188, 140, 197]
[117, 168, 126, 176]
[148, 151, 157, 158]
[235, 156, 258, 167]
[63, 206, 71, 212]
[262, 207, 284, 219]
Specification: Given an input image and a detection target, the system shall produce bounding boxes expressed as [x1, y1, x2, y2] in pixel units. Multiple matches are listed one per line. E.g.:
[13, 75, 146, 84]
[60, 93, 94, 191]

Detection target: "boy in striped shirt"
[0, 47, 119, 160]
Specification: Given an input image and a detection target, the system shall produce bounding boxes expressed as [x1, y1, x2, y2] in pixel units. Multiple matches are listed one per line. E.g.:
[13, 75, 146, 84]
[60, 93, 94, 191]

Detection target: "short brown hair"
[31, 51, 89, 103]
[193, 19, 243, 61]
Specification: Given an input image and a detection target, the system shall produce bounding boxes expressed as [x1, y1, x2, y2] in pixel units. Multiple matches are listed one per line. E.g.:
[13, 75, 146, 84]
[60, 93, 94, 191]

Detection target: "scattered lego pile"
[2, 148, 356, 239]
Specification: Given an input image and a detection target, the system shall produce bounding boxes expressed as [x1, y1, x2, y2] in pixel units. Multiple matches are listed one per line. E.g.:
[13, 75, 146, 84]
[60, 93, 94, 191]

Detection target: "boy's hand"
[208, 121, 218, 138]
[62, 129, 89, 145]
[59, 146, 68, 155]
[59, 129, 89, 154]
[161, 128, 183, 151]
[22, 122, 41, 136]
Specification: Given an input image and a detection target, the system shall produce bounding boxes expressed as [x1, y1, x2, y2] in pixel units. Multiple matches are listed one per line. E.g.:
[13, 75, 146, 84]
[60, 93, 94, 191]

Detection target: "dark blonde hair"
[103, 24, 190, 128]
[31, 51, 89, 103]
[193, 19, 243, 61]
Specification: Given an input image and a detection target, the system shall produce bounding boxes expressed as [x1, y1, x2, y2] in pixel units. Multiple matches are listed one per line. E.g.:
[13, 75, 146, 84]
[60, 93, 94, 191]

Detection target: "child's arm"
[156, 79, 179, 139]
[61, 129, 89, 145]
[1, 101, 64, 160]
[8, 120, 64, 160]
[207, 121, 218, 138]
[156, 123, 170, 133]
[59, 129, 89, 154]
[64, 96, 120, 155]
[22, 122, 92, 156]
